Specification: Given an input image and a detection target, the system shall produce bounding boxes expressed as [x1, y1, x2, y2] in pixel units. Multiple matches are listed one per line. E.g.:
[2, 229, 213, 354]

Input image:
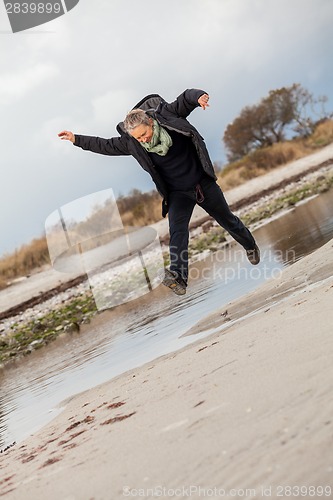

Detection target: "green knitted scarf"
[140, 119, 173, 156]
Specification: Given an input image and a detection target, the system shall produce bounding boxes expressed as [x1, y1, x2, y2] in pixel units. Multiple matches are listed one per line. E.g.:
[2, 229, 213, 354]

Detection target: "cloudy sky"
[0, 0, 332, 257]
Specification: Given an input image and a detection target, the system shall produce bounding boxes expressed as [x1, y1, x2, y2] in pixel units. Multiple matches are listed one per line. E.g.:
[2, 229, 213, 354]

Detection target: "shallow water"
[1, 189, 333, 449]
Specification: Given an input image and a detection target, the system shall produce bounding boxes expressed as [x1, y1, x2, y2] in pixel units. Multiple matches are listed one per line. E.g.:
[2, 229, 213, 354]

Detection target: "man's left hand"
[198, 93, 210, 110]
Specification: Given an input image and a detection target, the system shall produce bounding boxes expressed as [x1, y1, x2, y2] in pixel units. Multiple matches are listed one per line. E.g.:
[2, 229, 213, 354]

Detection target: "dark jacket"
[74, 88, 217, 217]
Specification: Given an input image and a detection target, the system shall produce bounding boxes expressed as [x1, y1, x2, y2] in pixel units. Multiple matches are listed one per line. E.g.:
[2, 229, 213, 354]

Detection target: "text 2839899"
[5, 2, 62, 14]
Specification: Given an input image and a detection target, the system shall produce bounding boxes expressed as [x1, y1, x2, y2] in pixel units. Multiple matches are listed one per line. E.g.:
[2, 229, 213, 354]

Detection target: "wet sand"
[1, 239, 332, 499]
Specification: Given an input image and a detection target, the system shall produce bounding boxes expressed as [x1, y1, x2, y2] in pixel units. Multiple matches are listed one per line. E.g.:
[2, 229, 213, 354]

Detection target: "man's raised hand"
[58, 130, 75, 143]
[198, 93, 210, 110]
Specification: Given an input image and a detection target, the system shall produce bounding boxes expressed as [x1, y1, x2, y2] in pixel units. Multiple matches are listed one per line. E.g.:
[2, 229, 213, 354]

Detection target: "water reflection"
[1, 189, 333, 449]
[258, 190, 333, 265]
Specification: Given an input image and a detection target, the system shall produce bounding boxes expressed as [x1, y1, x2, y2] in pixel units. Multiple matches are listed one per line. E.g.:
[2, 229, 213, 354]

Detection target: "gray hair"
[123, 109, 151, 133]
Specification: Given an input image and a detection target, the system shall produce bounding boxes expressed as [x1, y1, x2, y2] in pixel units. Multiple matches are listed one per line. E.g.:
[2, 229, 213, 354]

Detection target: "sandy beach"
[1, 236, 332, 499]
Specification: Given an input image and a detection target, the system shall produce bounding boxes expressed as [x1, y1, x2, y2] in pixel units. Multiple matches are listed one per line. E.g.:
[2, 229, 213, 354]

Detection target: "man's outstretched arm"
[58, 130, 130, 156]
[164, 89, 210, 118]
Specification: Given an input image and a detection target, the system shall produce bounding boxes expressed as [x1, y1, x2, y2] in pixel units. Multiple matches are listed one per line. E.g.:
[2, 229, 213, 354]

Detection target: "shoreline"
[0, 239, 332, 498]
[0, 159, 332, 367]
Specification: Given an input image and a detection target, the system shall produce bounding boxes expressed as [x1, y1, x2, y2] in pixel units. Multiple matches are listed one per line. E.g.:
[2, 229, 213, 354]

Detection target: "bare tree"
[223, 84, 332, 162]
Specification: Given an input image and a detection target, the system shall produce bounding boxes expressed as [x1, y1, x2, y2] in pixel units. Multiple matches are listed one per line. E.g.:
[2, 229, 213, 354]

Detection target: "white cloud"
[0, 63, 59, 105]
[91, 89, 138, 130]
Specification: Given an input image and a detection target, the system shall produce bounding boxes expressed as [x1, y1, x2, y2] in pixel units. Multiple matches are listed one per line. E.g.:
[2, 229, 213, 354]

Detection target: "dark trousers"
[168, 176, 256, 283]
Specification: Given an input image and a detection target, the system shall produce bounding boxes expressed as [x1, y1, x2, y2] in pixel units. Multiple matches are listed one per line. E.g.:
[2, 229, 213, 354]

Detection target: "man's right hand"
[58, 130, 75, 143]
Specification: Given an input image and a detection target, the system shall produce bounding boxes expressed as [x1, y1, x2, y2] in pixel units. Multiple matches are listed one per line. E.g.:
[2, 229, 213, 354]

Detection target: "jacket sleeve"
[73, 134, 130, 156]
[164, 88, 206, 118]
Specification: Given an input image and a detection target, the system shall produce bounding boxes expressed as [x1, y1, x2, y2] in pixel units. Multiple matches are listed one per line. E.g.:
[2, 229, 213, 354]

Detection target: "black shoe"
[246, 244, 260, 265]
[162, 269, 187, 296]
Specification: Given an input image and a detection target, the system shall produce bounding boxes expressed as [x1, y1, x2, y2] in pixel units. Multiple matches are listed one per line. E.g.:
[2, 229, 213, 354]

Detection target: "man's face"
[130, 120, 154, 143]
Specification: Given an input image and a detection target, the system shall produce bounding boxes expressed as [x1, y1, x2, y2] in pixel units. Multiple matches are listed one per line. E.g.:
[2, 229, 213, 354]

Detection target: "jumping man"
[58, 89, 260, 295]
